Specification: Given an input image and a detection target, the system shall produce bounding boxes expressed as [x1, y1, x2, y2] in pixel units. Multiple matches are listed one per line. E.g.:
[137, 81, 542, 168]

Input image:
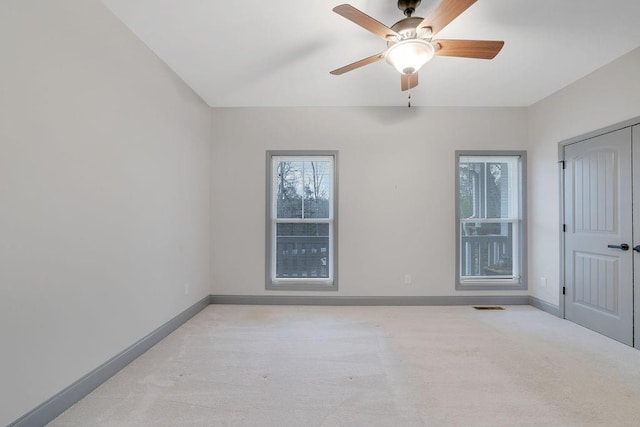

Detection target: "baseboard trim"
[9, 296, 210, 427]
[10, 293, 541, 425]
[209, 295, 530, 306]
[528, 296, 561, 317]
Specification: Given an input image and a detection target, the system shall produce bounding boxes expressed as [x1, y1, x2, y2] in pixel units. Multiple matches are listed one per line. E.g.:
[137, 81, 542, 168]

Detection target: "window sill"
[267, 280, 337, 291]
[456, 280, 527, 291]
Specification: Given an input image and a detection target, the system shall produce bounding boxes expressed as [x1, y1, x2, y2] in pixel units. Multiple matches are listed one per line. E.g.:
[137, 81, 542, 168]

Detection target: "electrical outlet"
[540, 277, 547, 288]
[184, 283, 190, 295]
[404, 274, 412, 285]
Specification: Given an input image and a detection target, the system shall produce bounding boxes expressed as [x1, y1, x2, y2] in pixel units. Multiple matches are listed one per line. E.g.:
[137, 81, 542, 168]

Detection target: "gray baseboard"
[529, 296, 561, 317]
[9, 296, 210, 427]
[209, 294, 530, 306]
[11, 293, 543, 426]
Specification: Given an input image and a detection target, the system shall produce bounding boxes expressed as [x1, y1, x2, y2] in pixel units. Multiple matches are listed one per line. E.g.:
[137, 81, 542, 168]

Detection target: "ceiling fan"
[330, 0, 504, 93]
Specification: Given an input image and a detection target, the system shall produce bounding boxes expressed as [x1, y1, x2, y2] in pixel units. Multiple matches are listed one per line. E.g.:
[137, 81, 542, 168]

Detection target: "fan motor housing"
[388, 17, 425, 46]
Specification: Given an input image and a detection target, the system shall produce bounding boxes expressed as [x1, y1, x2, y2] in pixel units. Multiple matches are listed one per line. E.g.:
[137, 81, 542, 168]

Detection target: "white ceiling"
[101, 0, 640, 107]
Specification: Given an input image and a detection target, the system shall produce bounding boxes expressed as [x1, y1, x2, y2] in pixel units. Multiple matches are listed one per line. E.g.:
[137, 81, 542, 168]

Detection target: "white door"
[564, 128, 633, 346]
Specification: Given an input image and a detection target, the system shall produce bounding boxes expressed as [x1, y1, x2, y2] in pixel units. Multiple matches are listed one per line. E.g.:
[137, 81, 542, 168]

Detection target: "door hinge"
[559, 160, 566, 169]
[563, 224, 567, 232]
[562, 286, 566, 295]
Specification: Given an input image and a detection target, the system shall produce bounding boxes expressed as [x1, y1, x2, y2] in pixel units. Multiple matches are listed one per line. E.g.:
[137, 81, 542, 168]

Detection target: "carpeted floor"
[49, 305, 640, 426]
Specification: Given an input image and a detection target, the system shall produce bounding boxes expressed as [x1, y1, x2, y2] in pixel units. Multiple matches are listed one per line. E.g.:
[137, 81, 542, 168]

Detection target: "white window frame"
[455, 151, 527, 290]
[266, 151, 338, 291]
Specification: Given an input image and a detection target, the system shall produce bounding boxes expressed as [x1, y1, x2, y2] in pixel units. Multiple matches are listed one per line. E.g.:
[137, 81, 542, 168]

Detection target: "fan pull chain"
[407, 74, 411, 108]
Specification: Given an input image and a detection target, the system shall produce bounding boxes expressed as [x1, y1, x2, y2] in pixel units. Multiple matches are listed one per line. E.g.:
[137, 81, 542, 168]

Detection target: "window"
[266, 151, 338, 290]
[455, 151, 527, 290]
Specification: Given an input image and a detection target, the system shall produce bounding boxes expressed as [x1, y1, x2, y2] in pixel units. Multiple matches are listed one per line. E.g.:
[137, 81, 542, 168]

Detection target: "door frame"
[558, 116, 640, 335]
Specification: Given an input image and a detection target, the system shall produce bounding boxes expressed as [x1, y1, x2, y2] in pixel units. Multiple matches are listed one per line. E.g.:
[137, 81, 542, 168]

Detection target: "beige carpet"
[50, 305, 640, 426]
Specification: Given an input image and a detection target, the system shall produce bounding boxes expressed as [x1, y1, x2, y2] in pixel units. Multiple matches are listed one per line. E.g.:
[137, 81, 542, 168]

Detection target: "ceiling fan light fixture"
[385, 39, 435, 75]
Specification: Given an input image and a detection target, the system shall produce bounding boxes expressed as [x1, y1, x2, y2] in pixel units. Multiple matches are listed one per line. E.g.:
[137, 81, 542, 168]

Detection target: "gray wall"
[211, 107, 529, 297]
[210, 48, 640, 304]
[0, 1, 212, 424]
[528, 47, 640, 306]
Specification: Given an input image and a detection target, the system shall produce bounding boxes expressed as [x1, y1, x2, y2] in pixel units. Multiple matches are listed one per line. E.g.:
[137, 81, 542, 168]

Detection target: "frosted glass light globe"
[385, 39, 435, 75]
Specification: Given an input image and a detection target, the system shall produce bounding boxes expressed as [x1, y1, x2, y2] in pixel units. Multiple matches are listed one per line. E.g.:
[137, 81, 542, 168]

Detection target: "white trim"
[455, 150, 528, 290]
[266, 151, 338, 291]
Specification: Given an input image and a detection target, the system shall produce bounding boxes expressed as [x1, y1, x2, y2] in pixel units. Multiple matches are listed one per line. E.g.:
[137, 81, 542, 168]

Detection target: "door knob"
[634, 245, 640, 253]
[607, 243, 630, 251]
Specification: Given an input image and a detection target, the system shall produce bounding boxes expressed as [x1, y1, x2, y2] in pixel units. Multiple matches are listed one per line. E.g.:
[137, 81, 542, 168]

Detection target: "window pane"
[276, 160, 332, 219]
[276, 160, 304, 218]
[486, 162, 510, 219]
[459, 157, 518, 220]
[459, 162, 483, 219]
[303, 160, 331, 219]
[276, 223, 330, 279]
[460, 222, 514, 278]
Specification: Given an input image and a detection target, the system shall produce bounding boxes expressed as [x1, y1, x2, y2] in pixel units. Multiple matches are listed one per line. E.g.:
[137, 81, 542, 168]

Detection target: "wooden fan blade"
[330, 52, 385, 75]
[333, 4, 398, 40]
[401, 73, 419, 91]
[434, 39, 504, 59]
[416, 0, 477, 37]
